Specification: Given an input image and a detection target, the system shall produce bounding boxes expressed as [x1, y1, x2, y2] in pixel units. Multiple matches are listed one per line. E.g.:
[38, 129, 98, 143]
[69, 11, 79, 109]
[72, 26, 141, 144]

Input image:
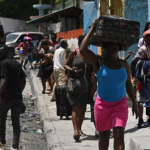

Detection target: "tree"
[0, 0, 51, 20]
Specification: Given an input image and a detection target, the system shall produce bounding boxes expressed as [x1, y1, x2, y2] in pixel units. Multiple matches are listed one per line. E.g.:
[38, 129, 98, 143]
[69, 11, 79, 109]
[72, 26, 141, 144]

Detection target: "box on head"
[90, 15, 140, 51]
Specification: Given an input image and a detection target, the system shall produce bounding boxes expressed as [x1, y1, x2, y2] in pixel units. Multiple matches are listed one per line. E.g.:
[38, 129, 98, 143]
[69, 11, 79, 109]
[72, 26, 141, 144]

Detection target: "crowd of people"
[1, 19, 150, 150]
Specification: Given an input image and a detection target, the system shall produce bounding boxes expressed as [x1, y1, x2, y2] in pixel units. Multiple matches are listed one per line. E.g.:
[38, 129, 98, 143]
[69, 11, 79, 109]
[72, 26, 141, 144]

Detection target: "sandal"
[73, 133, 80, 142]
[78, 131, 87, 137]
[47, 88, 50, 91]
[48, 92, 53, 96]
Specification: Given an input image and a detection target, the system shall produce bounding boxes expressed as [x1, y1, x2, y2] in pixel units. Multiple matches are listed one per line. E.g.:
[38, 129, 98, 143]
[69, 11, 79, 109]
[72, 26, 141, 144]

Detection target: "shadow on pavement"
[124, 126, 138, 134]
[81, 135, 99, 141]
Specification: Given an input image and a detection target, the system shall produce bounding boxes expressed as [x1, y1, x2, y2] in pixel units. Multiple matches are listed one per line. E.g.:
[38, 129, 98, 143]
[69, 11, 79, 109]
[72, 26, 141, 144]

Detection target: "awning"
[26, 6, 83, 24]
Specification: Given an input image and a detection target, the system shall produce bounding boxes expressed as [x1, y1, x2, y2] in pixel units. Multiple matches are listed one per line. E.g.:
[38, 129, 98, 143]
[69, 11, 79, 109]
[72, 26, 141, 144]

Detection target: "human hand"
[44, 67, 50, 70]
[128, 51, 134, 56]
[34, 63, 37, 67]
[72, 67, 78, 73]
[90, 19, 98, 30]
[132, 102, 139, 119]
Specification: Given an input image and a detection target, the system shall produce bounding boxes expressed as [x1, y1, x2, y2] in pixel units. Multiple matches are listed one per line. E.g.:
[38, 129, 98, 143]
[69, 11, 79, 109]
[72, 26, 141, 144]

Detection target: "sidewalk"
[30, 70, 150, 150]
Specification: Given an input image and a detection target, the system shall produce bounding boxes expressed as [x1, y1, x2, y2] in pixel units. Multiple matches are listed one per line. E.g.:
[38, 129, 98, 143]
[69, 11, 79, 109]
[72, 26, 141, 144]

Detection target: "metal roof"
[26, 6, 83, 24]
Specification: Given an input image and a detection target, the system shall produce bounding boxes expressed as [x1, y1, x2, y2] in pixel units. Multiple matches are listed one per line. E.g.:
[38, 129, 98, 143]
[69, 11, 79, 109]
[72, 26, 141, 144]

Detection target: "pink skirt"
[94, 96, 128, 132]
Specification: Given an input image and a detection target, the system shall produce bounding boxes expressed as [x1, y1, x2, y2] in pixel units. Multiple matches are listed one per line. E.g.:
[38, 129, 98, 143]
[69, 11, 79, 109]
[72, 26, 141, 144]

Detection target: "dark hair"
[44, 34, 49, 38]
[78, 35, 86, 46]
[41, 40, 49, 46]
[59, 37, 63, 43]
[102, 42, 122, 51]
[59, 39, 67, 47]
[37, 53, 44, 59]
[144, 21, 150, 32]
[51, 33, 57, 39]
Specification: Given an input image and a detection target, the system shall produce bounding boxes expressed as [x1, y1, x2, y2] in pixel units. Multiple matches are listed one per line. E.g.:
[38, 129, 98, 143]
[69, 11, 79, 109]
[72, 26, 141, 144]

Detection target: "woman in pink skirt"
[79, 20, 139, 150]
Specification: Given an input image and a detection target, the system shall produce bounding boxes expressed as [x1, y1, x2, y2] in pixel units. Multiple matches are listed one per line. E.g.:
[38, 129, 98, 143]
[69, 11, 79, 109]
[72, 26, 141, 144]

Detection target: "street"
[4, 62, 47, 150]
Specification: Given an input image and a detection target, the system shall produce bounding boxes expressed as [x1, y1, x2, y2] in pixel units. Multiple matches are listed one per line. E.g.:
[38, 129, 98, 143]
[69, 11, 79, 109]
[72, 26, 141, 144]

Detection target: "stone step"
[129, 136, 150, 150]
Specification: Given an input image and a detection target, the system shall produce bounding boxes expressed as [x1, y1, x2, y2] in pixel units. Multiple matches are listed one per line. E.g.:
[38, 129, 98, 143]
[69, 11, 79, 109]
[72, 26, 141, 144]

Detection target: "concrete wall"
[148, 0, 150, 20]
[0, 17, 38, 33]
[124, 0, 148, 63]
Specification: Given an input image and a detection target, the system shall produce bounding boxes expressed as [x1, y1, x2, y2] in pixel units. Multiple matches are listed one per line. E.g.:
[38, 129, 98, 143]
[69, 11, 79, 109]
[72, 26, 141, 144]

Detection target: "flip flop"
[73, 133, 80, 142]
[48, 92, 53, 96]
[79, 131, 87, 137]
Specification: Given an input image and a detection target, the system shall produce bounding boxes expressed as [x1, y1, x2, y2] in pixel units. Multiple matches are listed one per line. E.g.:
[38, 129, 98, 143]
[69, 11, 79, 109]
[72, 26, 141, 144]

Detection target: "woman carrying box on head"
[79, 19, 139, 150]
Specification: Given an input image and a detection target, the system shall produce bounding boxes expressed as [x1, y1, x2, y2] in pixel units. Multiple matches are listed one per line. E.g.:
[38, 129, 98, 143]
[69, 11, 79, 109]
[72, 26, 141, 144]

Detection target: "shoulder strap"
[102, 58, 104, 64]
[122, 60, 125, 67]
[84, 62, 87, 78]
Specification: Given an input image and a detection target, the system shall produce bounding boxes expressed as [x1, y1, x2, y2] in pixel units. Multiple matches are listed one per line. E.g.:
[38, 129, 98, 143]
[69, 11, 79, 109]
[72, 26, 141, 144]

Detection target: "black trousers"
[0, 99, 22, 148]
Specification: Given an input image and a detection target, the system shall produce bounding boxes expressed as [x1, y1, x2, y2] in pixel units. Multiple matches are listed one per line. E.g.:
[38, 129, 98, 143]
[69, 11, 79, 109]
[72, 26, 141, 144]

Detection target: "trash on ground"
[36, 129, 43, 135]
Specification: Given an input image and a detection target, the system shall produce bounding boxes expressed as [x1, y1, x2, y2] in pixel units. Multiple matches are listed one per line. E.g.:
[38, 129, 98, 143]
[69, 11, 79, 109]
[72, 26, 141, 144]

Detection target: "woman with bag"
[65, 35, 89, 141]
[79, 19, 139, 150]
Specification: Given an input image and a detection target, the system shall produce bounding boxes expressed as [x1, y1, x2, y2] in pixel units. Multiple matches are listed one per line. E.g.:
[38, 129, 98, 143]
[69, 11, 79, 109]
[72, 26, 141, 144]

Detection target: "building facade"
[89, 0, 148, 63]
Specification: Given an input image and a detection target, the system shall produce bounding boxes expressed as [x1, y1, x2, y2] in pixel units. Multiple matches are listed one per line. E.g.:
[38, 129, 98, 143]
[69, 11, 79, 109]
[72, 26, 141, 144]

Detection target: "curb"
[129, 136, 150, 150]
[30, 70, 63, 150]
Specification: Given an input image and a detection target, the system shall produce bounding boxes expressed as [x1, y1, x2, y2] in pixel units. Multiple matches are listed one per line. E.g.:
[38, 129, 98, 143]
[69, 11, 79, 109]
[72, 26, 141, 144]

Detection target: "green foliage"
[0, 0, 51, 20]
[55, 0, 62, 4]
[0, 0, 71, 20]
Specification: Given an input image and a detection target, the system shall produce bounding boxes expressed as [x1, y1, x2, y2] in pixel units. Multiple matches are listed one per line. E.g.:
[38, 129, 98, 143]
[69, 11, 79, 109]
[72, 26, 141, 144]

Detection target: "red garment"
[50, 40, 59, 47]
[18, 42, 28, 55]
[136, 81, 141, 90]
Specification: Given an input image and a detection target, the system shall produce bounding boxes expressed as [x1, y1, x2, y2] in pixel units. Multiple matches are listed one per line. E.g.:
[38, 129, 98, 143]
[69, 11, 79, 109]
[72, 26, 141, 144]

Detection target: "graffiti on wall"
[67, 38, 78, 51]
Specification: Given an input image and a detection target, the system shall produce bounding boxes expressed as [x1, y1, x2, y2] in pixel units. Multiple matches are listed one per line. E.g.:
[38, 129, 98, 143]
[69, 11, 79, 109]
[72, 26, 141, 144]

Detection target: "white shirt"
[53, 47, 66, 70]
[41, 46, 54, 54]
[138, 38, 144, 48]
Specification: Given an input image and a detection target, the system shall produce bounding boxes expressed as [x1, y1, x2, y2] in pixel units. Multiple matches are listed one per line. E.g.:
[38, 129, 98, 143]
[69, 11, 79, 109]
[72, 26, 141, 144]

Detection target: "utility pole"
[62, 0, 65, 9]
[39, 0, 42, 4]
[50, 0, 53, 12]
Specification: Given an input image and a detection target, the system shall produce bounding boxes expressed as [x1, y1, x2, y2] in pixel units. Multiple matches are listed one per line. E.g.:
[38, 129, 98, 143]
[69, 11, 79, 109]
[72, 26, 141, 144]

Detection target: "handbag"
[19, 48, 24, 55]
[67, 63, 88, 94]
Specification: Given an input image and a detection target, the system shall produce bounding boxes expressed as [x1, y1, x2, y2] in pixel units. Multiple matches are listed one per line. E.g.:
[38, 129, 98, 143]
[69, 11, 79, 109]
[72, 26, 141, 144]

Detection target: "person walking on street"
[136, 21, 150, 128]
[17, 37, 28, 69]
[35, 53, 53, 94]
[0, 45, 26, 150]
[79, 19, 139, 150]
[40, 41, 54, 54]
[65, 35, 91, 141]
[133, 30, 150, 128]
[38, 34, 54, 53]
[50, 33, 59, 47]
[38, 40, 54, 91]
[27, 37, 34, 69]
[51, 40, 67, 101]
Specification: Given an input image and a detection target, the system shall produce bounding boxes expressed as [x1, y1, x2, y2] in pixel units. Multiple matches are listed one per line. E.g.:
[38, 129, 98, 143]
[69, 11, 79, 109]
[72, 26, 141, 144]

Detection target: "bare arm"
[125, 61, 139, 119]
[38, 44, 42, 53]
[124, 51, 134, 61]
[0, 78, 7, 97]
[65, 51, 77, 72]
[79, 20, 99, 66]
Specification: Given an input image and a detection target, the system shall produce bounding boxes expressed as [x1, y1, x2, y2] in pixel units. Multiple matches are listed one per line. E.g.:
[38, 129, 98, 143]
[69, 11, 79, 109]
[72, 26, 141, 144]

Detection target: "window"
[100, 0, 123, 17]
[6, 34, 19, 42]
[30, 34, 43, 41]
[18, 34, 26, 42]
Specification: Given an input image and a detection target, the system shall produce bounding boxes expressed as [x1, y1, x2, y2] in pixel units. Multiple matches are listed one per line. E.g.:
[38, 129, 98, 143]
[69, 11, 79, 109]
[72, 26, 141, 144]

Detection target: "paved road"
[4, 63, 47, 150]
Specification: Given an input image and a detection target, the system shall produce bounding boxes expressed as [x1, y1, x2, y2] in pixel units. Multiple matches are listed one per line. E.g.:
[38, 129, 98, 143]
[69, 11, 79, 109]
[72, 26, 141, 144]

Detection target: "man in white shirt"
[53, 39, 68, 85]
